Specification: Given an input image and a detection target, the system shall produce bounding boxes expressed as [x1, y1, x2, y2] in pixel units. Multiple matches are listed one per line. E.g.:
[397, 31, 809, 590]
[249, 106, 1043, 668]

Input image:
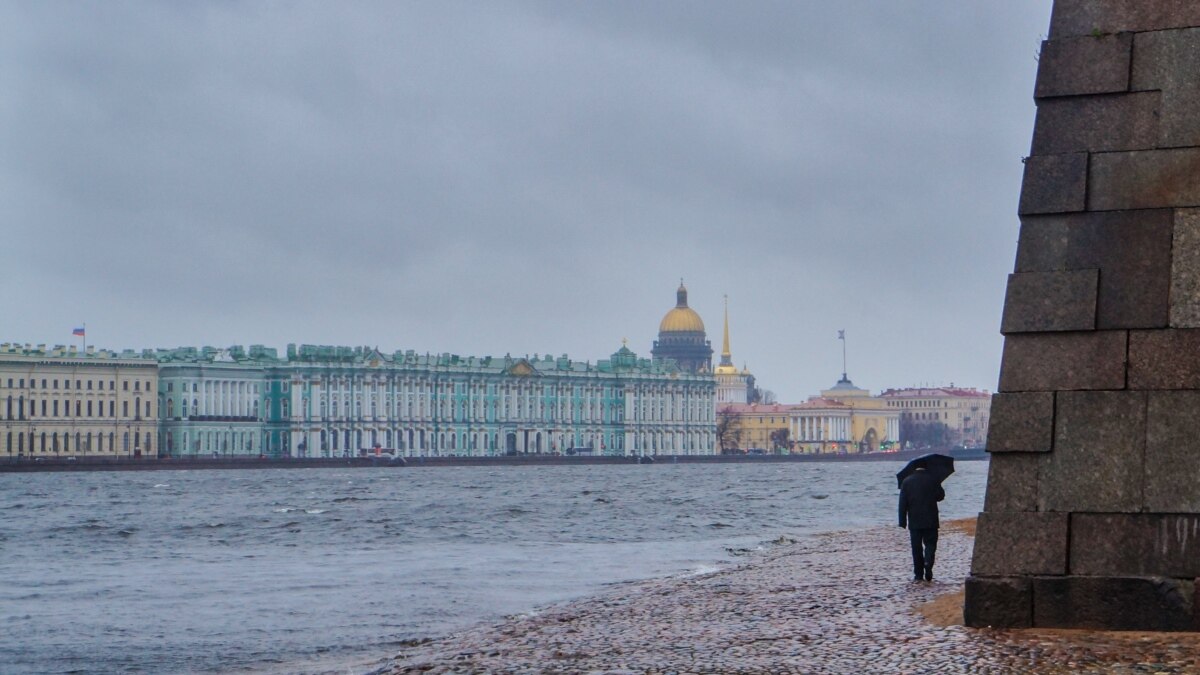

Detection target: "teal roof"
[149, 342, 707, 381]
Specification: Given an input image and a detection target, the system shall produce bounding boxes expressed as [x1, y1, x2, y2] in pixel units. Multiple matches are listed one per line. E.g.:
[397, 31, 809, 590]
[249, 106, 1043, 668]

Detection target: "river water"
[0, 460, 988, 674]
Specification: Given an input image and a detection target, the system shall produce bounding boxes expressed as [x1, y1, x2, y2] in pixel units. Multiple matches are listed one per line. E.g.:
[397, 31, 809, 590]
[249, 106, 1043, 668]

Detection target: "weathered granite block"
[1035, 34, 1132, 98]
[1039, 390, 1145, 513]
[1033, 576, 1194, 631]
[1013, 215, 1069, 272]
[986, 392, 1055, 453]
[964, 577, 1032, 629]
[1051, 1, 1200, 38]
[1001, 270, 1097, 333]
[1090, 148, 1200, 211]
[1014, 210, 1173, 329]
[1071, 513, 1200, 577]
[1031, 92, 1160, 154]
[1132, 28, 1200, 147]
[998, 332, 1126, 392]
[1145, 391, 1200, 511]
[1171, 209, 1200, 327]
[983, 453, 1040, 512]
[971, 512, 1068, 576]
[1017, 153, 1088, 216]
[1129, 329, 1200, 388]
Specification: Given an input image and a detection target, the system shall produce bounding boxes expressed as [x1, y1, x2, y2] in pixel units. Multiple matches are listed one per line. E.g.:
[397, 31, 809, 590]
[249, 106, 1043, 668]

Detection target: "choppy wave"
[0, 461, 989, 674]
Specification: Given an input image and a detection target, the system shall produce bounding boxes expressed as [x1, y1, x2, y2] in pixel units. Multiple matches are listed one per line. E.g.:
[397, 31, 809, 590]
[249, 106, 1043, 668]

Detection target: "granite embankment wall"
[0, 447, 984, 472]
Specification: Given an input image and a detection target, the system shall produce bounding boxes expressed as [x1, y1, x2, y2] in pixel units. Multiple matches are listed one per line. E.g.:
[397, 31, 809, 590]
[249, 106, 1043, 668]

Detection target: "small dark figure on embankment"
[898, 464, 944, 582]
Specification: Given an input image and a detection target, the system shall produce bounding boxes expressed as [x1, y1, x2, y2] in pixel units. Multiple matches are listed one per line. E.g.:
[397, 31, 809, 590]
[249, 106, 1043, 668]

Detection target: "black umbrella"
[896, 453, 954, 489]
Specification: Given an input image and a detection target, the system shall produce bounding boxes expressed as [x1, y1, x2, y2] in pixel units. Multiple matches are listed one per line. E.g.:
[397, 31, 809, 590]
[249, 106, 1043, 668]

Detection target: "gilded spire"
[719, 295, 734, 368]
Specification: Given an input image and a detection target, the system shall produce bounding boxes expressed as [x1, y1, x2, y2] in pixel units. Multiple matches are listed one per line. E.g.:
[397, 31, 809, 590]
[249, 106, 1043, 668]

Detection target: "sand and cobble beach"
[371, 520, 1200, 674]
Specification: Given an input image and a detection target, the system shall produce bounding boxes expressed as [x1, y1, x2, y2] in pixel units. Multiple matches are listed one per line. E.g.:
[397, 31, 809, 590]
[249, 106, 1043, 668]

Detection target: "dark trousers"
[909, 527, 938, 577]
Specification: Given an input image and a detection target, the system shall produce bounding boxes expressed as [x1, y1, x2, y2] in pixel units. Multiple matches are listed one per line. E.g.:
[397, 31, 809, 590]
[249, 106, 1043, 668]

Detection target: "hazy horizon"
[0, 2, 1053, 401]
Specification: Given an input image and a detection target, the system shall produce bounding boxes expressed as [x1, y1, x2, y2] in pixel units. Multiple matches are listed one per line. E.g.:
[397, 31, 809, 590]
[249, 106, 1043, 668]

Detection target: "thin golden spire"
[721, 295, 732, 362]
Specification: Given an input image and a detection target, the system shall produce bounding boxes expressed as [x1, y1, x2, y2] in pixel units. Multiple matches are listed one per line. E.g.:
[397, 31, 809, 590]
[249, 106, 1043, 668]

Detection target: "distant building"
[718, 373, 901, 454]
[153, 342, 716, 458]
[713, 296, 755, 407]
[878, 386, 992, 448]
[818, 375, 901, 452]
[651, 282, 713, 375]
[157, 345, 276, 458]
[0, 343, 158, 459]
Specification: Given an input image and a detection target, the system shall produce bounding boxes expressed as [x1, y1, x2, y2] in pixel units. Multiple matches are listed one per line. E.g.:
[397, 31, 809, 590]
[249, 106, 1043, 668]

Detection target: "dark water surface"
[0, 460, 987, 673]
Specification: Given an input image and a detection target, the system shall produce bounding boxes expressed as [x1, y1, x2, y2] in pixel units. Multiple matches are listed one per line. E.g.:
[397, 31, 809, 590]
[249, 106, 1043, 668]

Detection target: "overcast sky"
[0, 2, 1052, 402]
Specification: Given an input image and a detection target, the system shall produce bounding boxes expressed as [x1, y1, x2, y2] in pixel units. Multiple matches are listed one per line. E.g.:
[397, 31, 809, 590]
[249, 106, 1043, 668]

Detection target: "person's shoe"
[913, 574, 924, 582]
[924, 568, 933, 582]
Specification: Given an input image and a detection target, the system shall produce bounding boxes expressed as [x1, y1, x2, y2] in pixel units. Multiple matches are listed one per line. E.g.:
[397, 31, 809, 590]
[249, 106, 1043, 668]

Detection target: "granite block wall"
[966, 1, 1200, 630]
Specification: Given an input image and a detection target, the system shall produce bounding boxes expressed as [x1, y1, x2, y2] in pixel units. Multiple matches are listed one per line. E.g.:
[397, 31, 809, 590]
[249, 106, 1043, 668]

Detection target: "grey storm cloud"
[0, 1, 1052, 402]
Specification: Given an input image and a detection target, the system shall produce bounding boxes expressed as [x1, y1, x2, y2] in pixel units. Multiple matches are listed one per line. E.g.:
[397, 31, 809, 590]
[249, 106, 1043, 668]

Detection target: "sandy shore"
[364, 517, 1200, 674]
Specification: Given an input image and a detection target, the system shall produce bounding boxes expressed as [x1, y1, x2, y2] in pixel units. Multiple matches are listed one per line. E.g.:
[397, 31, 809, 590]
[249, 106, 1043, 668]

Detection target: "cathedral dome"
[658, 283, 706, 333]
[659, 307, 705, 333]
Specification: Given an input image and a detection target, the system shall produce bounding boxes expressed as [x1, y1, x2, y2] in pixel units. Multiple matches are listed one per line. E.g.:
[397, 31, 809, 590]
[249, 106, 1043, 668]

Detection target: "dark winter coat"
[898, 469, 944, 530]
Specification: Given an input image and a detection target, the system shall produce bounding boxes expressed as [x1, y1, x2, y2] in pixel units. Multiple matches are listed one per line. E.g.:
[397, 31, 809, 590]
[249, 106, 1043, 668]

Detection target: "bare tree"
[769, 427, 790, 453]
[717, 405, 744, 454]
[759, 389, 777, 404]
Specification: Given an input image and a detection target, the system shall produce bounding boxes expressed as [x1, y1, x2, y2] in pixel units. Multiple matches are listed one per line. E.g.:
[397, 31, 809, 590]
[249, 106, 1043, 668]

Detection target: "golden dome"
[659, 307, 705, 333]
[659, 283, 706, 333]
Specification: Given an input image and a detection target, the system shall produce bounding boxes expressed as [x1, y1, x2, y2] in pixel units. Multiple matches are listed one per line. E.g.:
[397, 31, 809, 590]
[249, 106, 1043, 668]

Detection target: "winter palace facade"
[1, 342, 716, 460]
[152, 342, 716, 459]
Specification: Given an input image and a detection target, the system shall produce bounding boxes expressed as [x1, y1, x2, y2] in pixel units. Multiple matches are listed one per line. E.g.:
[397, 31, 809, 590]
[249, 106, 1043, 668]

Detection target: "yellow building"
[1, 343, 159, 459]
[879, 386, 991, 447]
[717, 403, 799, 453]
[819, 376, 901, 452]
[718, 375, 900, 454]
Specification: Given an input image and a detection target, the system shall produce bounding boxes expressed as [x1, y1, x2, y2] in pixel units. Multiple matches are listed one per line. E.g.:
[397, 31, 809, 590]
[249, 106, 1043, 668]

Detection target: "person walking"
[898, 464, 944, 582]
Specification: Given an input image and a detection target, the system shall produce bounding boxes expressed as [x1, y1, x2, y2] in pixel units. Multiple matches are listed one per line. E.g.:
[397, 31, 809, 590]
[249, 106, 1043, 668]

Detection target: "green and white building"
[156, 343, 716, 458]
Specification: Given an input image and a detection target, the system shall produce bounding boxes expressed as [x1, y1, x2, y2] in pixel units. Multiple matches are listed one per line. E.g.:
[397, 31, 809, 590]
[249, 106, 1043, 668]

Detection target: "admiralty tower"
[651, 281, 713, 374]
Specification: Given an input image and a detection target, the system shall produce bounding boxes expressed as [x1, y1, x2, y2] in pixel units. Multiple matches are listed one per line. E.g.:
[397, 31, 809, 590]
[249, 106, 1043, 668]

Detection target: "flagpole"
[838, 329, 847, 380]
